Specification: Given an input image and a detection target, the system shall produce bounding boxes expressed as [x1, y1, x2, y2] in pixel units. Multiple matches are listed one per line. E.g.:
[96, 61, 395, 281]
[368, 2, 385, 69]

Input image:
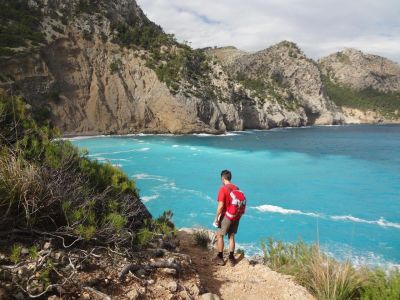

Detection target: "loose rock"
[199, 293, 221, 300]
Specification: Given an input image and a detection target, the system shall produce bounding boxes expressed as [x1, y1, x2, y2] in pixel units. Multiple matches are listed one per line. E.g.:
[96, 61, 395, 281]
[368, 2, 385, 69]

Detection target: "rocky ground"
[0, 229, 315, 299]
[178, 229, 314, 300]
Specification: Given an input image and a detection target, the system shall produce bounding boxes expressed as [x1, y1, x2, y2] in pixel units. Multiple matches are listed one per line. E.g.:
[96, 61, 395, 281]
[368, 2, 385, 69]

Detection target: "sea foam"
[331, 215, 400, 229]
[252, 204, 400, 230]
[251, 204, 320, 217]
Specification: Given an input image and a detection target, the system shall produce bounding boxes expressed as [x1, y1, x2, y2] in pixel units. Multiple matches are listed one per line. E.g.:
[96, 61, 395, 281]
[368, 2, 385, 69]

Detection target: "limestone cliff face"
[0, 1, 355, 135]
[208, 42, 344, 126]
[318, 48, 400, 92]
[318, 48, 400, 123]
[0, 0, 245, 134]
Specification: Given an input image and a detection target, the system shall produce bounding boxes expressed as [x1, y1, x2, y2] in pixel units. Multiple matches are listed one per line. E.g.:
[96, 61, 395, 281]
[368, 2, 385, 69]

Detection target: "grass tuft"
[193, 229, 210, 248]
[261, 237, 400, 300]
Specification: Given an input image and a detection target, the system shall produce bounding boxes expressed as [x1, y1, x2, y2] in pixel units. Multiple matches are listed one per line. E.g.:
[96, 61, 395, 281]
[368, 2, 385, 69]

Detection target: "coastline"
[61, 123, 400, 139]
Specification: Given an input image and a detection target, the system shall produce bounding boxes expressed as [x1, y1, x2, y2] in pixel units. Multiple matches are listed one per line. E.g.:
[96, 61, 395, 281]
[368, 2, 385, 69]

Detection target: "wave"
[193, 132, 239, 137]
[252, 204, 320, 217]
[269, 126, 313, 131]
[88, 147, 150, 156]
[331, 215, 400, 230]
[252, 204, 400, 230]
[93, 157, 107, 161]
[132, 173, 169, 182]
[141, 194, 159, 203]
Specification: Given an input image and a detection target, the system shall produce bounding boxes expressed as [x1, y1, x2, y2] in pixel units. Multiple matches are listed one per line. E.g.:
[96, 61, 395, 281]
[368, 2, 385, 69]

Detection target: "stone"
[135, 268, 146, 278]
[20, 248, 29, 255]
[53, 251, 63, 261]
[126, 289, 140, 300]
[199, 293, 221, 300]
[167, 281, 178, 293]
[248, 255, 264, 266]
[160, 268, 177, 276]
[43, 242, 51, 250]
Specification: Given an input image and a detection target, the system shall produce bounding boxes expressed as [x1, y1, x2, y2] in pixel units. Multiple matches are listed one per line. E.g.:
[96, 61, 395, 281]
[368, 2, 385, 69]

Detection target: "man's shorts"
[218, 216, 240, 236]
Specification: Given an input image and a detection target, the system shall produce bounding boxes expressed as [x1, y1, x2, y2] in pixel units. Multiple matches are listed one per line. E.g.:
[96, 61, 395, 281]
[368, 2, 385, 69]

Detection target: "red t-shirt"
[217, 183, 238, 216]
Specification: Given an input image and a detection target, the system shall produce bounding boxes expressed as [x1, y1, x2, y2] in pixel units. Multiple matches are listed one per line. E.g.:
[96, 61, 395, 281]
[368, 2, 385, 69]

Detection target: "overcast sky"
[137, 0, 400, 63]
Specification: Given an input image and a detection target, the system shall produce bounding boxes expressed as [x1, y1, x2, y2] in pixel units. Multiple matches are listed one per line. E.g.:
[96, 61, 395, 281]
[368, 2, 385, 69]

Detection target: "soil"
[178, 229, 315, 300]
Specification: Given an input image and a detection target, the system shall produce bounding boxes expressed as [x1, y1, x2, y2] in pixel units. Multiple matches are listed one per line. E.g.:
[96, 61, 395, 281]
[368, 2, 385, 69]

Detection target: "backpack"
[225, 184, 246, 221]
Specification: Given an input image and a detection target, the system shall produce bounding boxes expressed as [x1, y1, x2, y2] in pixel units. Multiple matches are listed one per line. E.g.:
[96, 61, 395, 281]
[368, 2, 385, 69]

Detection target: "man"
[214, 170, 240, 266]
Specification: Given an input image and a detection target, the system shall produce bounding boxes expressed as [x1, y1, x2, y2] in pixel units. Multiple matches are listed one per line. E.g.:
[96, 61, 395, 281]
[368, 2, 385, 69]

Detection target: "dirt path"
[178, 229, 315, 300]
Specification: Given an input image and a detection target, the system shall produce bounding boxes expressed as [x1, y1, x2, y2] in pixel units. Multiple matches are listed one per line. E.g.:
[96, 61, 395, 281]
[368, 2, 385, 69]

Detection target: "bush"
[0, 92, 150, 246]
[361, 269, 400, 300]
[261, 237, 400, 300]
[136, 211, 176, 246]
[193, 229, 210, 248]
[236, 248, 245, 256]
[76, 0, 99, 15]
[323, 76, 400, 116]
[112, 21, 171, 51]
[0, 0, 45, 49]
[110, 59, 121, 74]
[10, 244, 22, 264]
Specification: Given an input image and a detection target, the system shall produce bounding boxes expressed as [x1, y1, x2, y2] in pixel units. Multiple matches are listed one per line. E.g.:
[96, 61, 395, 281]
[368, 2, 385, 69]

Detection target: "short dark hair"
[221, 170, 232, 181]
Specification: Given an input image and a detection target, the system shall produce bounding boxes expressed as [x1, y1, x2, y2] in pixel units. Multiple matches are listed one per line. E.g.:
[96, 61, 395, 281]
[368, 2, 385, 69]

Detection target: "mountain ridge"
[0, 0, 399, 136]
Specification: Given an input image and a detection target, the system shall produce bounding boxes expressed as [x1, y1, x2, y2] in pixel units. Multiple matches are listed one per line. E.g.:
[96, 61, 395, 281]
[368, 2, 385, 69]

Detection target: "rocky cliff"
[318, 48, 400, 122]
[208, 42, 344, 126]
[1, 1, 398, 135]
[0, 0, 346, 135]
[319, 48, 400, 92]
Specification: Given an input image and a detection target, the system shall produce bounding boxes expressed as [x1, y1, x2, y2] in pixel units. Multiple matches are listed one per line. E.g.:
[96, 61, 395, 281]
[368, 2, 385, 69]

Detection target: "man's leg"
[228, 233, 235, 253]
[217, 233, 224, 253]
[214, 233, 225, 265]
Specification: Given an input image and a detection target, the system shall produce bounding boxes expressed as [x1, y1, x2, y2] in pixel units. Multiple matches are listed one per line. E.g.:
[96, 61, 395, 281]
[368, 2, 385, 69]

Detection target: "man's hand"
[214, 201, 224, 227]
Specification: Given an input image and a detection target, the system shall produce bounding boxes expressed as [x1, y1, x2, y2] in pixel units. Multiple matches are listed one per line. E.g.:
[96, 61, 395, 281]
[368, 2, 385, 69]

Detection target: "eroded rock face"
[0, 1, 345, 135]
[209, 42, 344, 126]
[318, 48, 400, 92]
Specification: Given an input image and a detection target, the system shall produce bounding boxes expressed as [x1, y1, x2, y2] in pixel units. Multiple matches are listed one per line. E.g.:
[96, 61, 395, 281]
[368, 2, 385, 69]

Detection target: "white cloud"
[137, 0, 400, 63]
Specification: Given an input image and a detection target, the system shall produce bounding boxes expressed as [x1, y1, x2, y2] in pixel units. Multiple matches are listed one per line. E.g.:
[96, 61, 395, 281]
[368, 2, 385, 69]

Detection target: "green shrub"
[110, 59, 121, 74]
[193, 229, 209, 248]
[105, 212, 127, 232]
[236, 248, 245, 256]
[261, 238, 364, 300]
[137, 226, 153, 246]
[135, 211, 176, 246]
[236, 72, 268, 99]
[0, 92, 149, 246]
[112, 21, 172, 51]
[0, 0, 45, 49]
[10, 244, 22, 264]
[76, 0, 99, 15]
[361, 269, 400, 300]
[323, 76, 400, 116]
[28, 245, 39, 260]
[0, 47, 15, 57]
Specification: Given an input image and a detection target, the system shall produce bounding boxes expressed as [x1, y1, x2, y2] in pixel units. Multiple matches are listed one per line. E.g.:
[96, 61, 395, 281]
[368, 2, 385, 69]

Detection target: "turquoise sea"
[71, 125, 400, 268]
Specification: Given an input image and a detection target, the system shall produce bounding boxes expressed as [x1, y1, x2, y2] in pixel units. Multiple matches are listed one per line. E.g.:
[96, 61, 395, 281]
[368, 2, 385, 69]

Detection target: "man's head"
[221, 170, 232, 184]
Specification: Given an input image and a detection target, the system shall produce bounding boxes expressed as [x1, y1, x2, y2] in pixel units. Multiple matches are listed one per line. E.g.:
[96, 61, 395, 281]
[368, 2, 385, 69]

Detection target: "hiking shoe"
[214, 255, 225, 266]
[228, 257, 236, 267]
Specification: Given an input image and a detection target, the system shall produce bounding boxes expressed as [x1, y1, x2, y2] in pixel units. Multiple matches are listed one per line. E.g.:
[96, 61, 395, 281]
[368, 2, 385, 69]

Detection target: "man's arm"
[215, 201, 224, 223]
